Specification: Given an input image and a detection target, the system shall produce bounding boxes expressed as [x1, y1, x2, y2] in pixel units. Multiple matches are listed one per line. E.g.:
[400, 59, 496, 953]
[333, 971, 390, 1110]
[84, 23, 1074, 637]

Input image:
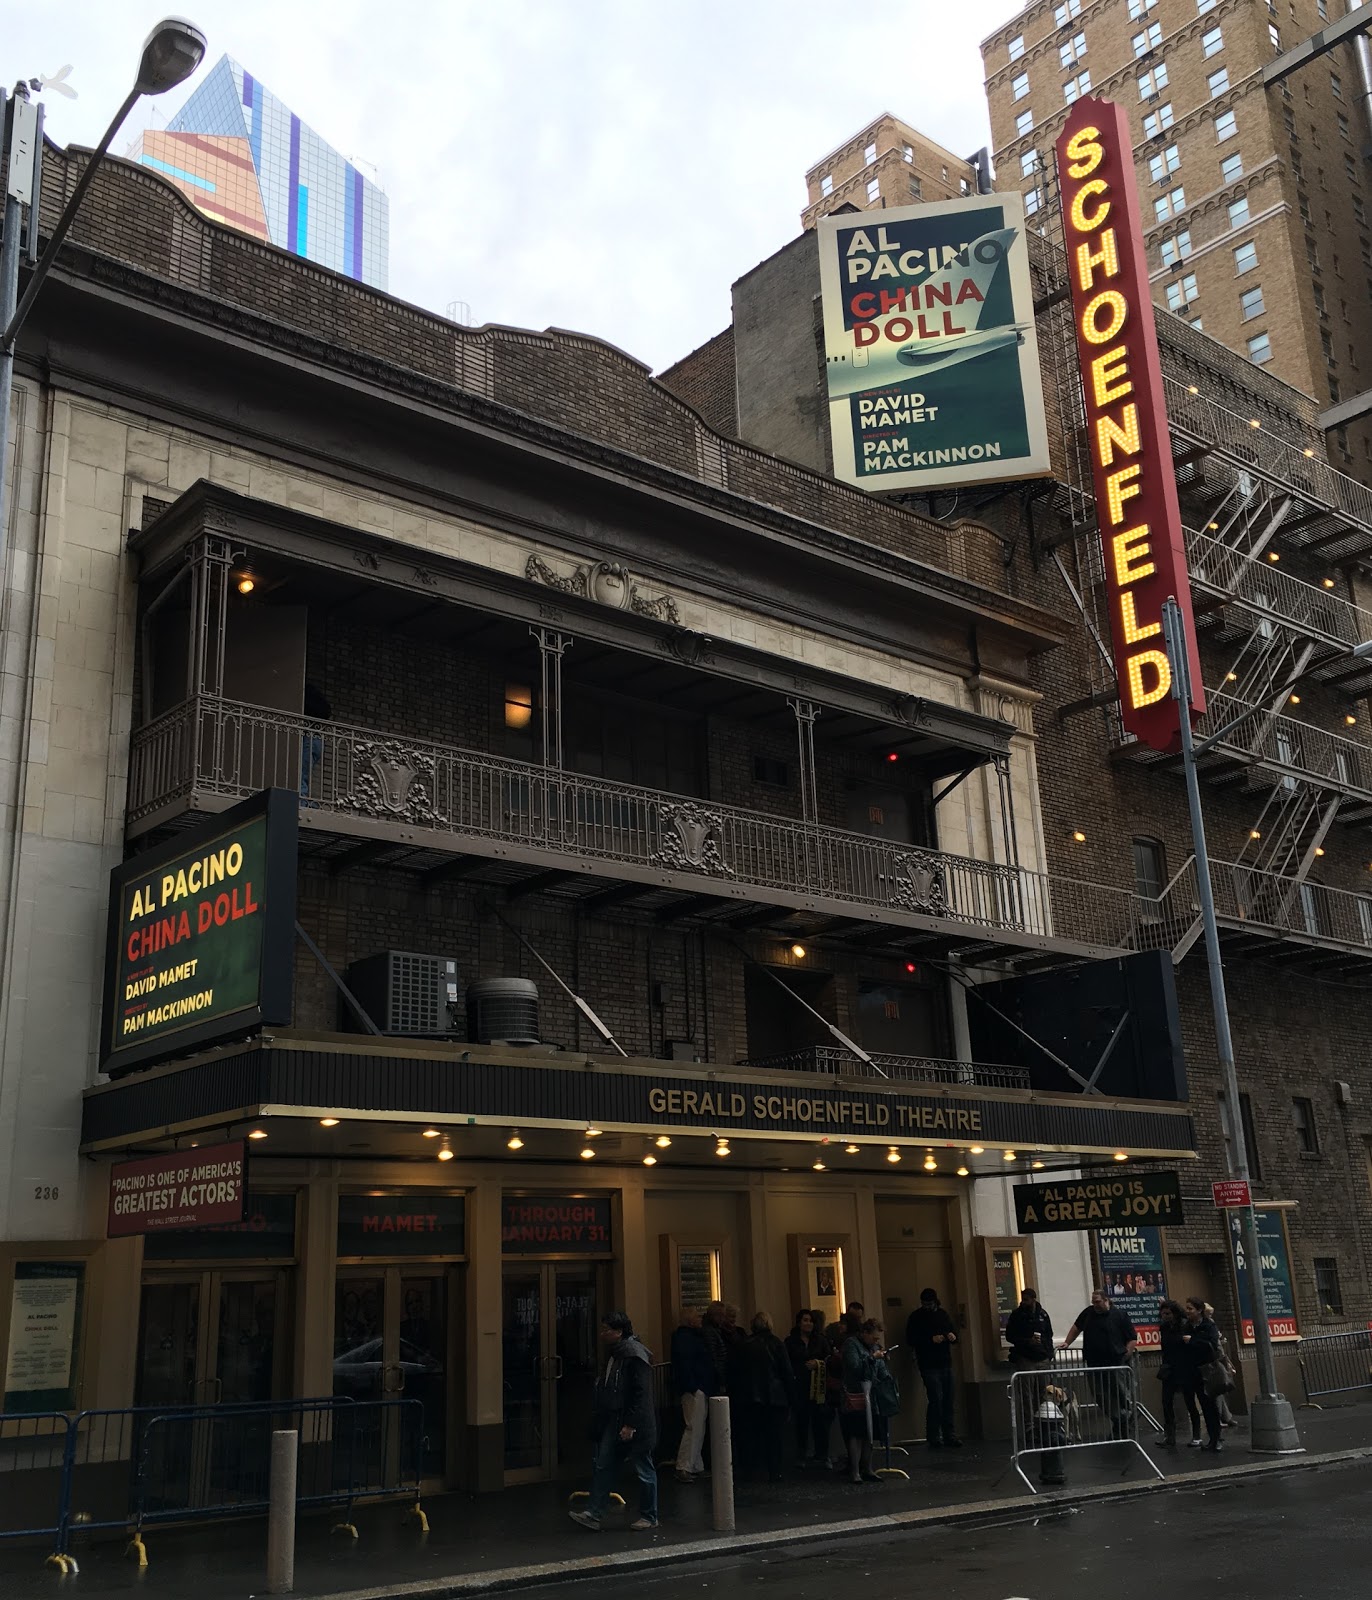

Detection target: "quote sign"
[107, 1141, 247, 1237]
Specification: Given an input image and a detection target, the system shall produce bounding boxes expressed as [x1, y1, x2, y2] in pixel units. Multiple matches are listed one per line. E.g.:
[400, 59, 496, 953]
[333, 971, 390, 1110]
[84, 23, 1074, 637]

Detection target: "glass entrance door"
[333, 1269, 450, 1479]
[137, 1273, 285, 1406]
[501, 1263, 604, 1484]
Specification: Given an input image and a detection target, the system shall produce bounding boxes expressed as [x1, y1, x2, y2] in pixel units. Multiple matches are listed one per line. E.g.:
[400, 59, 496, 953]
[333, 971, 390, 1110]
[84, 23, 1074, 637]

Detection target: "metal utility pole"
[1161, 596, 1302, 1455]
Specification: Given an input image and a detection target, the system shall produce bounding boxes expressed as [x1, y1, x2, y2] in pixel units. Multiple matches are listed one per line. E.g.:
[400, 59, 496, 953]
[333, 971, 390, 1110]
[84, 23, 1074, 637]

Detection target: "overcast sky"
[8, 1, 1025, 371]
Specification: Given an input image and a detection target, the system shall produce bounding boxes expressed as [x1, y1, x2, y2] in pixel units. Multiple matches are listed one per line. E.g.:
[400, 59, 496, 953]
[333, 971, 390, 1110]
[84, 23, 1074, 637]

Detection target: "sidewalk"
[3, 1402, 1368, 1600]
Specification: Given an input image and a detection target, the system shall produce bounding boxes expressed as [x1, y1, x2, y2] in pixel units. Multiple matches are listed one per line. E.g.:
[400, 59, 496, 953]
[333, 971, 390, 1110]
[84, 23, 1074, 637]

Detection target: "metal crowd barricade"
[1298, 1328, 1372, 1406]
[1009, 1363, 1164, 1496]
[0, 1412, 73, 1570]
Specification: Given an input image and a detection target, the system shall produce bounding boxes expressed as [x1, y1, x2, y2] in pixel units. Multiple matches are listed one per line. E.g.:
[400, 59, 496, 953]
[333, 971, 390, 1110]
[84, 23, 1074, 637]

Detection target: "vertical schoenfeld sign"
[1055, 98, 1204, 754]
[816, 192, 1051, 491]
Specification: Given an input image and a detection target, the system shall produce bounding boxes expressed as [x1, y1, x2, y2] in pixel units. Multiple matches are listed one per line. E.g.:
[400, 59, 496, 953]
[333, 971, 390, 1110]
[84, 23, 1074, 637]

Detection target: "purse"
[1201, 1358, 1235, 1398]
[840, 1388, 868, 1414]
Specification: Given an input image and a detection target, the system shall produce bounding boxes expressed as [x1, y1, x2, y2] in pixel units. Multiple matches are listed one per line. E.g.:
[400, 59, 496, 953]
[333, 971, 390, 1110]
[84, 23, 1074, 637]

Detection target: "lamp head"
[136, 18, 207, 95]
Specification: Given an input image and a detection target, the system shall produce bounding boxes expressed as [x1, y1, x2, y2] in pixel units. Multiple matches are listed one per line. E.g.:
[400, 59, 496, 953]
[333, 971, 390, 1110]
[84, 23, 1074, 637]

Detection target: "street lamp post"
[0, 18, 205, 576]
[1160, 595, 1302, 1455]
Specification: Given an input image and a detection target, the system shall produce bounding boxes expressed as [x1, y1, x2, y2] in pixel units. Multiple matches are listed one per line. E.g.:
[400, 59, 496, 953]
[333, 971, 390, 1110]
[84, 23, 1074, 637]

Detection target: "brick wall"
[659, 328, 738, 438]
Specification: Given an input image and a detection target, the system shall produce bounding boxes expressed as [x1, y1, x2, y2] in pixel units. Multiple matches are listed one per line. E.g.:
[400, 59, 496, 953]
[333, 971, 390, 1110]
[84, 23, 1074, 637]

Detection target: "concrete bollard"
[267, 1429, 299, 1595]
[708, 1395, 734, 1533]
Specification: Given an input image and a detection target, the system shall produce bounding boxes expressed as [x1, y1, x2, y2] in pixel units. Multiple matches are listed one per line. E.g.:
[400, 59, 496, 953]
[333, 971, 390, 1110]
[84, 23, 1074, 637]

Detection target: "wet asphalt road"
[517, 1459, 1371, 1600]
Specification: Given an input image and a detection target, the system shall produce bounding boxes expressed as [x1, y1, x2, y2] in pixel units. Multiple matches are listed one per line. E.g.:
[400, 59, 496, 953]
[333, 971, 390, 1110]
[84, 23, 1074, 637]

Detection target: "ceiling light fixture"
[845, 1143, 861, 1155]
[790, 944, 807, 959]
[1114, 1151, 1129, 1162]
[507, 1132, 524, 1150]
[1032, 1160, 1045, 1170]
[923, 1153, 937, 1171]
[1071, 830, 1086, 843]
[1267, 551, 1280, 562]
[969, 1145, 984, 1156]
[1250, 829, 1262, 840]
[1288, 694, 1300, 705]
[1346, 714, 1357, 726]
[715, 1138, 731, 1158]
[580, 1146, 596, 1161]
[655, 1135, 672, 1148]
[1249, 418, 1261, 429]
[1315, 846, 1325, 857]
[421, 1128, 441, 1139]
[887, 1147, 901, 1164]
[248, 1129, 267, 1140]
[813, 1158, 826, 1171]
[585, 1125, 602, 1139]
[643, 1154, 657, 1166]
[437, 1142, 454, 1162]
[956, 1165, 970, 1177]
[1325, 578, 1337, 589]
[1003, 1150, 1016, 1161]
[319, 1118, 339, 1128]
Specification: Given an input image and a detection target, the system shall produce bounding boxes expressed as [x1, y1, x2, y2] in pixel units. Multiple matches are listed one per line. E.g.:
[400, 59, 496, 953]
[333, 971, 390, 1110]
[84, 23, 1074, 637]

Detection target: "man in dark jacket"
[905, 1287, 961, 1448]
[570, 1312, 659, 1531]
[670, 1308, 712, 1482]
[1063, 1288, 1138, 1437]
[1005, 1288, 1055, 1366]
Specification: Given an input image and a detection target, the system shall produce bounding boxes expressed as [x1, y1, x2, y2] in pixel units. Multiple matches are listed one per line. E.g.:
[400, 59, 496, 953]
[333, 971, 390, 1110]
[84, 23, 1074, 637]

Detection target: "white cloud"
[8, 0, 1026, 369]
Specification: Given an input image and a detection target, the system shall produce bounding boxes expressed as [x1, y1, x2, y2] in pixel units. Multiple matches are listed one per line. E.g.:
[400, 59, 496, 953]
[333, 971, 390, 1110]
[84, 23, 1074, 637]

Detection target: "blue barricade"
[0, 1412, 73, 1569]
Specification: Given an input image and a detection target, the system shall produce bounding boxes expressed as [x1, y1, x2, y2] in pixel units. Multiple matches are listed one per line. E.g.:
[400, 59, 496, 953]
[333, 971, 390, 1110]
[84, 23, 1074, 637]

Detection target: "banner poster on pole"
[1096, 1225, 1167, 1348]
[1227, 1207, 1300, 1342]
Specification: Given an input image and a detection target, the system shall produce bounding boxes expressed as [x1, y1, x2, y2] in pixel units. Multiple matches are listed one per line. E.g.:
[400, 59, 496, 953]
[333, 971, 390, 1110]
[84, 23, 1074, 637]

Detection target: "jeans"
[587, 1429, 658, 1522]
[921, 1367, 956, 1442]
[1188, 1378, 1222, 1446]
[676, 1390, 707, 1475]
[1160, 1375, 1199, 1437]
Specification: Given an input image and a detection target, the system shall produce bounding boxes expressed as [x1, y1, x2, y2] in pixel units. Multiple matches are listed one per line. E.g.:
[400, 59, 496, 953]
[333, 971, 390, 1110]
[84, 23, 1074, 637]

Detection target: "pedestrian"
[670, 1306, 711, 1483]
[870, 1331, 901, 1464]
[905, 1287, 961, 1448]
[1181, 1296, 1226, 1453]
[1155, 1299, 1200, 1448]
[739, 1311, 793, 1483]
[701, 1300, 730, 1398]
[1061, 1287, 1138, 1438]
[1005, 1286, 1054, 1367]
[569, 1311, 659, 1532]
[838, 1318, 883, 1484]
[785, 1309, 831, 1468]
[1204, 1303, 1237, 1428]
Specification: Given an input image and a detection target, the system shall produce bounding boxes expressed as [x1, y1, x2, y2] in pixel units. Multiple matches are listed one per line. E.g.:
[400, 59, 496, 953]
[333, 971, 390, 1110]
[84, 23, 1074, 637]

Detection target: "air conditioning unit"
[344, 951, 461, 1038]
[467, 978, 541, 1046]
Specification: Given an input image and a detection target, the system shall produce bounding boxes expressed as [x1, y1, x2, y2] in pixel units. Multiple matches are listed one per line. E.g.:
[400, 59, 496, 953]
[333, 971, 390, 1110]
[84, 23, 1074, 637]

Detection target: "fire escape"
[1030, 237, 1372, 977]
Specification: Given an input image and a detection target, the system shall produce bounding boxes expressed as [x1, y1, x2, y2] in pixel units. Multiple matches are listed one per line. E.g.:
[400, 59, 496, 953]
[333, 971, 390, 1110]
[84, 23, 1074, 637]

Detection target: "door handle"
[549, 1354, 564, 1381]
[383, 1362, 406, 1394]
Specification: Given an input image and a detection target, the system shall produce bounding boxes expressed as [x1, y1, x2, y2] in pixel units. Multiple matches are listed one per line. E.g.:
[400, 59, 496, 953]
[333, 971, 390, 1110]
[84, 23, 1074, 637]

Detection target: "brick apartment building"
[800, 113, 984, 231]
[0, 133, 1210, 1492]
[981, 0, 1372, 473]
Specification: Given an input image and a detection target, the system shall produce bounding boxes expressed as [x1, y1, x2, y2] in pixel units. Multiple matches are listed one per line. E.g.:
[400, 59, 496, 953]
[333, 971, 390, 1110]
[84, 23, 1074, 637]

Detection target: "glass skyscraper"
[131, 54, 388, 290]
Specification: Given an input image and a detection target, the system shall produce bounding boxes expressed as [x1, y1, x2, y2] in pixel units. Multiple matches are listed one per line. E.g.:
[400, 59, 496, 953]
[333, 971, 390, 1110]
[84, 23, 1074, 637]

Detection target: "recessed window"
[1132, 23, 1161, 57]
[1021, 149, 1040, 178]
[1013, 72, 1030, 101]
[1234, 239, 1258, 274]
[1292, 1096, 1319, 1154]
[1131, 836, 1166, 902]
[1155, 186, 1186, 222]
[865, 176, 880, 204]
[1221, 151, 1244, 183]
[902, 144, 914, 163]
[1149, 144, 1180, 182]
[1016, 109, 1034, 137]
[1139, 63, 1168, 98]
[1025, 186, 1043, 215]
[1208, 67, 1230, 96]
[1054, 0, 1082, 24]
[1216, 109, 1237, 141]
[864, 142, 877, 165]
[753, 754, 790, 787]
[1247, 332, 1273, 364]
[1268, 21, 1281, 49]
[908, 175, 922, 200]
[1202, 25, 1224, 56]
[1357, 195, 1369, 226]
[1339, 112, 1350, 141]
[1318, 0, 1328, 18]
[1009, 33, 1025, 62]
[1060, 31, 1087, 68]
[1166, 273, 1199, 310]
[820, 173, 833, 196]
[1144, 104, 1175, 139]
[1332, 72, 1344, 101]
[1240, 285, 1266, 321]
[1314, 1257, 1343, 1315]
[1218, 1090, 1262, 1181]
[1228, 196, 1251, 228]
[1131, 0, 1157, 15]
[1161, 231, 1192, 267]
[1196, 0, 1216, 11]
[1064, 70, 1091, 104]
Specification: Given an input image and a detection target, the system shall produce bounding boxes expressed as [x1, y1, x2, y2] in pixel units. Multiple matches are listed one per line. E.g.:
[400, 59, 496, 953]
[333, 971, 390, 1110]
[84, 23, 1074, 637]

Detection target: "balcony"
[127, 695, 1147, 967]
[1115, 690, 1372, 823]
[738, 1046, 1031, 1090]
[1141, 855, 1372, 975]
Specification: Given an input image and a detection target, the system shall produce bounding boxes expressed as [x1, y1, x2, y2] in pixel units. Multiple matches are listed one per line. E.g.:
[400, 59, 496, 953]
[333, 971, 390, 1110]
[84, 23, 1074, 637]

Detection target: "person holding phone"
[905, 1287, 961, 1448]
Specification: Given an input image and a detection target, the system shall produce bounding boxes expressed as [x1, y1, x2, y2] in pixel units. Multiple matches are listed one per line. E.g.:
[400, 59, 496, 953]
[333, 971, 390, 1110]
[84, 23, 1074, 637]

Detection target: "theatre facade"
[0, 140, 1194, 1491]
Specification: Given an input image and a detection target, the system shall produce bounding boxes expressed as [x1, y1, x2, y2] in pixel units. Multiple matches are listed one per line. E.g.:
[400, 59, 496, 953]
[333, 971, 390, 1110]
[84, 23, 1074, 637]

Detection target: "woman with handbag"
[1155, 1300, 1201, 1447]
[1181, 1296, 1227, 1452]
[839, 1319, 883, 1484]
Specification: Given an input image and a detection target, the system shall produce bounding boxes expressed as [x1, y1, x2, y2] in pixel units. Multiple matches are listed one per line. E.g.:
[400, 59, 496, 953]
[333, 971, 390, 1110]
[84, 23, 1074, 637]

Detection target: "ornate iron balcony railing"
[737, 1046, 1031, 1090]
[127, 696, 1147, 957]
